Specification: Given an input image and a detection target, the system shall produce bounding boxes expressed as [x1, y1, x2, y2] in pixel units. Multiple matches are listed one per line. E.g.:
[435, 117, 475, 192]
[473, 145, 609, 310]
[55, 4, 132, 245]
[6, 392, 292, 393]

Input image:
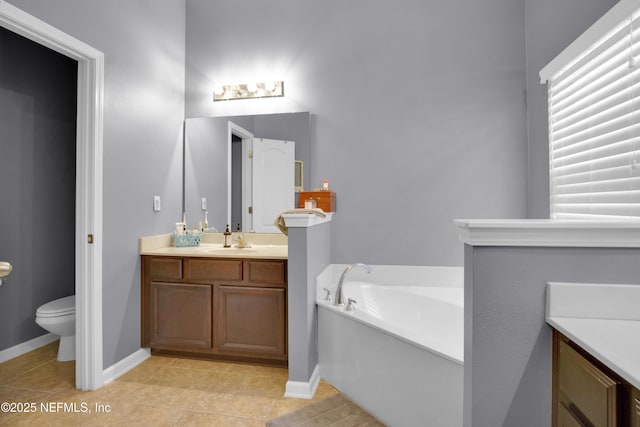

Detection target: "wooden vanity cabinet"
[141, 256, 287, 365]
[552, 330, 640, 427]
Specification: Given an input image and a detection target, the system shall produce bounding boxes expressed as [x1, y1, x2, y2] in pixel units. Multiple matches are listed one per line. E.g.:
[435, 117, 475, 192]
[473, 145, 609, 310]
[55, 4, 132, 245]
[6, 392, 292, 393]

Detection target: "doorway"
[0, 23, 77, 365]
[0, 2, 104, 390]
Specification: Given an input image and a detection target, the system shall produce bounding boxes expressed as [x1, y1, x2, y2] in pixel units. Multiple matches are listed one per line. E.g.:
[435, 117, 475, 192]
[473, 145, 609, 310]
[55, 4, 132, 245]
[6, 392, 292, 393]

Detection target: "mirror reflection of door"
[250, 138, 295, 233]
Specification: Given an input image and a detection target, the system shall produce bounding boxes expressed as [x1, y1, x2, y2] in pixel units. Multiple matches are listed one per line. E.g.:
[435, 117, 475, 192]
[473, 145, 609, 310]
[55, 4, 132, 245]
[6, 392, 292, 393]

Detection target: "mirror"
[184, 112, 311, 233]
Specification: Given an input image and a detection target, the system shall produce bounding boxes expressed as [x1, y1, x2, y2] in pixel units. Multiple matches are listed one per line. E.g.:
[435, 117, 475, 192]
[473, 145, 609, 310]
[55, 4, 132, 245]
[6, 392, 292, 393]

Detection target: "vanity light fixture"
[213, 81, 284, 101]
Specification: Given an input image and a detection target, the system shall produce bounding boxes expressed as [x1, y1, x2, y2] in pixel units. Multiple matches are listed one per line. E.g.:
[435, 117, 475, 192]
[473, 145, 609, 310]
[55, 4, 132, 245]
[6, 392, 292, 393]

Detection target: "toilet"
[35, 295, 75, 361]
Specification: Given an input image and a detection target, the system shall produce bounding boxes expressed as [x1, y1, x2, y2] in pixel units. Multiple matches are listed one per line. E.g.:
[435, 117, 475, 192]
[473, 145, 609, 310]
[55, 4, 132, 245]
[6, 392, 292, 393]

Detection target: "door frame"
[0, 2, 104, 390]
[227, 121, 253, 232]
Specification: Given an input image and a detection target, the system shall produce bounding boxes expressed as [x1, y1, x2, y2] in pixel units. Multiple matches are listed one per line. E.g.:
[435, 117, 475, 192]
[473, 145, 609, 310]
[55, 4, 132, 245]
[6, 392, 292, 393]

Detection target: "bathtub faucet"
[335, 263, 373, 306]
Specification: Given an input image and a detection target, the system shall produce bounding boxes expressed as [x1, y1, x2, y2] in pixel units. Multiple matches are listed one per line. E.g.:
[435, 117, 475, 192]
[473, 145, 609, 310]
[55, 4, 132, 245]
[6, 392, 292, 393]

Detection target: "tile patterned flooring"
[0, 342, 339, 426]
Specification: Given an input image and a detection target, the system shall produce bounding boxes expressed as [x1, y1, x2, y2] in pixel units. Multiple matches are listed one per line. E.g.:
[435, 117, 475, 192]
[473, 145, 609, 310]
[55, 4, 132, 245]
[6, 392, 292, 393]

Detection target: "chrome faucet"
[334, 263, 372, 306]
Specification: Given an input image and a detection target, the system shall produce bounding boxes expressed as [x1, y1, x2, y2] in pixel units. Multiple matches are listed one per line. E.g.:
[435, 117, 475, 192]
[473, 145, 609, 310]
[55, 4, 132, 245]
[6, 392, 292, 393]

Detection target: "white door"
[251, 138, 295, 233]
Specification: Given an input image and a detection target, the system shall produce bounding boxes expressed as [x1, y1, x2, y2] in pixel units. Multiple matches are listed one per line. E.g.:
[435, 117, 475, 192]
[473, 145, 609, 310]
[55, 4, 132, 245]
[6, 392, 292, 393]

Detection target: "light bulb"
[214, 84, 224, 96]
[246, 83, 258, 93]
[264, 81, 276, 92]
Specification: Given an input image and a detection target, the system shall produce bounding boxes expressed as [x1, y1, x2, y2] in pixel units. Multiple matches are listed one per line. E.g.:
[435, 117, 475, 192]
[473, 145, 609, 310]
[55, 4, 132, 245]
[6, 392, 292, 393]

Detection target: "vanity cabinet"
[141, 256, 287, 365]
[553, 330, 640, 427]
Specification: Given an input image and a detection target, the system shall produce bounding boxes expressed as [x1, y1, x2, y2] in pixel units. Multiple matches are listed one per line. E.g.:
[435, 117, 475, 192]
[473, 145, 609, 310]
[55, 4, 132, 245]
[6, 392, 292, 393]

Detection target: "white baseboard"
[284, 364, 320, 399]
[0, 333, 58, 364]
[102, 348, 150, 385]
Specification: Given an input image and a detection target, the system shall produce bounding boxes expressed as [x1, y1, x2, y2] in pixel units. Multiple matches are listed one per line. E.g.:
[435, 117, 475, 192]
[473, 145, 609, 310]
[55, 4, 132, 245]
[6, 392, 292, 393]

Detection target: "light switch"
[201, 197, 207, 211]
[153, 196, 161, 212]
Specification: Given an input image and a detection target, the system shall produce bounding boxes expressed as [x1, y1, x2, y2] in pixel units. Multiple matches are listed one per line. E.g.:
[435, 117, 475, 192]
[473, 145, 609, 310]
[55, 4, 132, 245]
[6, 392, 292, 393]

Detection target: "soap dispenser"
[203, 211, 209, 231]
[223, 224, 232, 248]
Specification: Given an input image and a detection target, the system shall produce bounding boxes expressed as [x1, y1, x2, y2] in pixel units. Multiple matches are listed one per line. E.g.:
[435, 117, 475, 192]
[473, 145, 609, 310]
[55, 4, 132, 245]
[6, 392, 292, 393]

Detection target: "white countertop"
[139, 233, 288, 259]
[546, 282, 640, 389]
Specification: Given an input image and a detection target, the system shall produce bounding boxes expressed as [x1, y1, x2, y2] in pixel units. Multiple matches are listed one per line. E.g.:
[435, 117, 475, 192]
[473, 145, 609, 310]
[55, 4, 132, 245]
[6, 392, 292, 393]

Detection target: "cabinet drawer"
[147, 257, 182, 280]
[247, 260, 287, 287]
[185, 258, 243, 282]
[558, 340, 618, 427]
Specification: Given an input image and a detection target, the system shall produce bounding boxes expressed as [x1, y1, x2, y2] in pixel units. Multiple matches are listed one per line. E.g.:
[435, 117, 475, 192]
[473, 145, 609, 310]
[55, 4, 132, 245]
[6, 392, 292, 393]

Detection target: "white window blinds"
[547, 5, 640, 219]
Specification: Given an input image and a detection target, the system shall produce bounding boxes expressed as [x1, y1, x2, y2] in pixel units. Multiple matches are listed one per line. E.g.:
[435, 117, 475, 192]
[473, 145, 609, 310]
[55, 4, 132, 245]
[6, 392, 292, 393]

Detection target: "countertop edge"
[140, 243, 288, 259]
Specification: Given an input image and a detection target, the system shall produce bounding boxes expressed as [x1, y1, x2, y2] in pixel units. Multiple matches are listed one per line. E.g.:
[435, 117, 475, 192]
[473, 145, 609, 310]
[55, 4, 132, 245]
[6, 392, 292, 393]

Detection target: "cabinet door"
[558, 340, 618, 427]
[215, 285, 286, 359]
[557, 403, 586, 427]
[150, 282, 212, 350]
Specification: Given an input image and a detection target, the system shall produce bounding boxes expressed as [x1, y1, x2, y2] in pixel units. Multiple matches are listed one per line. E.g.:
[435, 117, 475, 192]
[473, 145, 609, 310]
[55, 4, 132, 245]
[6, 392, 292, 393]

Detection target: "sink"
[196, 244, 287, 257]
[207, 248, 259, 255]
[0, 262, 12, 279]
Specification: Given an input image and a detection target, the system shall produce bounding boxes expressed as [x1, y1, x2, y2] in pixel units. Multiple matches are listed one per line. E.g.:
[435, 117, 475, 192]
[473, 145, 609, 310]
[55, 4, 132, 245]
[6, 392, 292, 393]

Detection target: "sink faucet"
[0, 261, 13, 287]
[334, 263, 372, 306]
[233, 231, 251, 248]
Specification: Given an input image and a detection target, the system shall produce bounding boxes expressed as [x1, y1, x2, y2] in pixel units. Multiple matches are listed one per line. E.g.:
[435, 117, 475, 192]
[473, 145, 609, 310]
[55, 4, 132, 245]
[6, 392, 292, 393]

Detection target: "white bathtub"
[317, 264, 463, 427]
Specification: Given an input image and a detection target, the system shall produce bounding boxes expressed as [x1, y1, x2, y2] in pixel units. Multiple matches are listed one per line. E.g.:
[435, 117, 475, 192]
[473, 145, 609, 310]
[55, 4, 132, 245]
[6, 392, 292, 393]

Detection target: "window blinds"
[548, 8, 640, 219]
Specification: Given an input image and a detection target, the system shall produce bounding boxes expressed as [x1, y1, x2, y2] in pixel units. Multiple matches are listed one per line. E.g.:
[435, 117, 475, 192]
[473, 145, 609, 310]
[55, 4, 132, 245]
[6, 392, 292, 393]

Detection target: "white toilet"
[35, 295, 75, 361]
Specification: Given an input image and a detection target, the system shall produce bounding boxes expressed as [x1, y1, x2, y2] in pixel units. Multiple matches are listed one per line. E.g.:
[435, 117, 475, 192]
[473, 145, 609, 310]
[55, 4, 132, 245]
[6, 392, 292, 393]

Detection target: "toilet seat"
[36, 295, 75, 318]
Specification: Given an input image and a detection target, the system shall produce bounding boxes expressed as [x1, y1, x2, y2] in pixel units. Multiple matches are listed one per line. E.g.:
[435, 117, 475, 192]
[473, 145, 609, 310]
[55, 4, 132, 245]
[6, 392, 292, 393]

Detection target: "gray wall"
[287, 221, 331, 382]
[185, 0, 529, 266]
[525, 0, 618, 218]
[0, 26, 77, 350]
[464, 245, 640, 427]
[185, 115, 246, 231]
[8, 0, 186, 368]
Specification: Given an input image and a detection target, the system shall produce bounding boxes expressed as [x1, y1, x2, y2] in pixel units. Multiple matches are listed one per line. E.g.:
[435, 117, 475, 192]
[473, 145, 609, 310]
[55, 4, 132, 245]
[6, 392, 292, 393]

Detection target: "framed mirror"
[184, 112, 311, 233]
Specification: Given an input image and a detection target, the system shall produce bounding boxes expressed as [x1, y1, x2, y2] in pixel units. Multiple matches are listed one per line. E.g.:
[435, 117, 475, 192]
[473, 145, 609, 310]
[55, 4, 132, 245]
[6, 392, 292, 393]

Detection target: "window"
[541, 0, 640, 219]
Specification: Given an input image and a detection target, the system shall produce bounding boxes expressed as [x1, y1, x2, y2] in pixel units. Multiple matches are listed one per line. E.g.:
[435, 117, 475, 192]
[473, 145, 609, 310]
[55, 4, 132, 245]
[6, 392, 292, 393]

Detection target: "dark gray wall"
[231, 138, 242, 229]
[464, 245, 640, 427]
[9, 0, 186, 368]
[525, 0, 618, 218]
[185, 0, 529, 266]
[0, 26, 77, 350]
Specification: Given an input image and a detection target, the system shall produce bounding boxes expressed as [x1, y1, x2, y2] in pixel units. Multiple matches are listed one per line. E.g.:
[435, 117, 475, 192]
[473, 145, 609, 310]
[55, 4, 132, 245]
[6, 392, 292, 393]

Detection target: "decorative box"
[173, 231, 202, 247]
[298, 191, 336, 212]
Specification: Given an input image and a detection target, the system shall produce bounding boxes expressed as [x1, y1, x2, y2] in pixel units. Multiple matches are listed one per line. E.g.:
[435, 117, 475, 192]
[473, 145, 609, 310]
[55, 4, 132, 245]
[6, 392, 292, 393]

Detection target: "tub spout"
[335, 263, 372, 306]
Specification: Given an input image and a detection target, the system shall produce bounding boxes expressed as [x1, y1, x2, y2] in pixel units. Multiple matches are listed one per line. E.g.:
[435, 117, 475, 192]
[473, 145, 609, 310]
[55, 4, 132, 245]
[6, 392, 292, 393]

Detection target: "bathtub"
[316, 264, 463, 427]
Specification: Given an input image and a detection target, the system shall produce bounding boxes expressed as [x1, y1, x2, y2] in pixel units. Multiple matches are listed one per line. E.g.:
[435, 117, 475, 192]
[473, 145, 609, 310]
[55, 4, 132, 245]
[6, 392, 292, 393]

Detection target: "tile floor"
[0, 341, 339, 426]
